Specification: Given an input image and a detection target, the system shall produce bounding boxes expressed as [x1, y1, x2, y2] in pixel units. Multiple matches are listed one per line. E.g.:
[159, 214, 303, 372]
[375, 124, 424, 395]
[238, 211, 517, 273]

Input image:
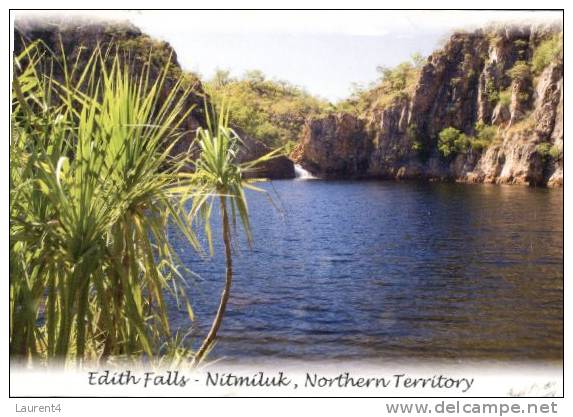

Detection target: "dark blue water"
[169, 181, 563, 362]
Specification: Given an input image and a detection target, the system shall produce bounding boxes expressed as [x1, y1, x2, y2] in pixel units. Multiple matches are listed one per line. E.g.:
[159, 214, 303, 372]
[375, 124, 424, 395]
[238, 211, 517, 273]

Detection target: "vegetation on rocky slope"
[295, 24, 563, 186]
[532, 32, 563, 75]
[205, 69, 331, 150]
[337, 53, 425, 116]
[13, 17, 563, 188]
[438, 123, 499, 158]
[14, 17, 296, 180]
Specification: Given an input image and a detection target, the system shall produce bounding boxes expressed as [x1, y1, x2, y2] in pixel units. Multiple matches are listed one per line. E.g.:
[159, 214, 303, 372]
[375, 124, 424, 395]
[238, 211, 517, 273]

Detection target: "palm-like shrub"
[10, 42, 200, 365]
[190, 103, 280, 366]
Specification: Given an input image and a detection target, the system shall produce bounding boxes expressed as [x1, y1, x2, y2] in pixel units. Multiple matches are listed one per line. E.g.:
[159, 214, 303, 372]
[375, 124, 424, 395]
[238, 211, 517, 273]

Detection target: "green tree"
[507, 61, 531, 82]
[244, 69, 266, 85]
[438, 127, 470, 157]
[340, 55, 423, 115]
[212, 68, 234, 88]
[205, 71, 329, 148]
[411, 52, 425, 69]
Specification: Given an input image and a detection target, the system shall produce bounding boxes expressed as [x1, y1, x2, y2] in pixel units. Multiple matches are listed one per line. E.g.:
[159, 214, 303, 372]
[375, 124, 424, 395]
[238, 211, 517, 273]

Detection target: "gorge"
[14, 16, 563, 187]
[10, 12, 564, 368]
[293, 24, 563, 187]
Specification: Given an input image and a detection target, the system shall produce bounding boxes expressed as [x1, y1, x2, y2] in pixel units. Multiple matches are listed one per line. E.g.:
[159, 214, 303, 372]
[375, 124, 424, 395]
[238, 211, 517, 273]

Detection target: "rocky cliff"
[13, 16, 295, 179]
[294, 23, 563, 187]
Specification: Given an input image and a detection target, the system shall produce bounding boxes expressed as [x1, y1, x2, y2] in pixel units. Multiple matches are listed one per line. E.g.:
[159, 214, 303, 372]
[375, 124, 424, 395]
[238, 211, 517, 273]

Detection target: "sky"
[16, 10, 563, 102]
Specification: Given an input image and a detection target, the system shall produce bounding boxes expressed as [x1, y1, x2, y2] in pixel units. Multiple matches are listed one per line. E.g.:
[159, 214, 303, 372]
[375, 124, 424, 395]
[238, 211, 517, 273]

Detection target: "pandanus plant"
[190, 103, 280, 366]
[10, 41, 201, 365]
[11, 40, 281, 366]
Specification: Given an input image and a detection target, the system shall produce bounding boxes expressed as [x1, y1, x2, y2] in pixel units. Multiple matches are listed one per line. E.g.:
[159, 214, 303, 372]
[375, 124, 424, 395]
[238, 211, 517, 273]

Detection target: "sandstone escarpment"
[13, 16, 294, 179]
[292, 113, 369, 178]
[14, 16, 207, 147]
[296, 23, 563, 186]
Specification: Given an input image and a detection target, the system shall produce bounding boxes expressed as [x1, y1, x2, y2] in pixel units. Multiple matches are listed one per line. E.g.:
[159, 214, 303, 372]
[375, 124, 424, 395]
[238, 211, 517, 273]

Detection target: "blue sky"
[148, 31, 446, 102]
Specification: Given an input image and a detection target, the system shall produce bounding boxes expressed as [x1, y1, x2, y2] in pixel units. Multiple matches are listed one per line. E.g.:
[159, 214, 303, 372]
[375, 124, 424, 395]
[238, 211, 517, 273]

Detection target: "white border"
[2, 2, 570, 415]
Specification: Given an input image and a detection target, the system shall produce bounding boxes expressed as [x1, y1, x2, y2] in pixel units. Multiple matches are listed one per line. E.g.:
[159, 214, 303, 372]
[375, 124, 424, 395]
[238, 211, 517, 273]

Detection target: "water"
[169, 181, 563, 363]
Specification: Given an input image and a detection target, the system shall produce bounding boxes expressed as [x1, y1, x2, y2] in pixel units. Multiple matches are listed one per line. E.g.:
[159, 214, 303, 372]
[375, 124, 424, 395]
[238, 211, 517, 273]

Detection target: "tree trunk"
[193, 195, 233, 366]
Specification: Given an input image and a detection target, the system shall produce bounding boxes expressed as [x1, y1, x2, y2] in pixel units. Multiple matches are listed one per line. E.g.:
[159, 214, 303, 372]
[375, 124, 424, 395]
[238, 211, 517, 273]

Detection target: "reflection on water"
[169, 181, 563, 362]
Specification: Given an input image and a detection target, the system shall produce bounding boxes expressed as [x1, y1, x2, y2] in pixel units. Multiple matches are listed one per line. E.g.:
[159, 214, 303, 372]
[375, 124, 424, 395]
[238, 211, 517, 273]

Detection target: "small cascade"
[294, 164, 316, 180]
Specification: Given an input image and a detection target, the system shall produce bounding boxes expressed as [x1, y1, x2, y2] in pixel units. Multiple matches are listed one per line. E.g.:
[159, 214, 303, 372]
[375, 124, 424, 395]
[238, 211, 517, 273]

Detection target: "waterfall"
[294, 164, 316, 180]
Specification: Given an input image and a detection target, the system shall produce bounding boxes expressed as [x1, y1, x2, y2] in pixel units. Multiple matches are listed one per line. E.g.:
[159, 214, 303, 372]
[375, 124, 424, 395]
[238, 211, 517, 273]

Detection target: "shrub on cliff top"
[206, 69, 330, 149]
[376, 61, 417, 92]
[532, 33, 563, 75]
[338, 53, 424, 115]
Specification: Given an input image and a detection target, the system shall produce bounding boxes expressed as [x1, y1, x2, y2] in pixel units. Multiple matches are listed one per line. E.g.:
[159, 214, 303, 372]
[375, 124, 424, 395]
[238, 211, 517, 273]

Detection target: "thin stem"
[193, 194, 233, 366]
